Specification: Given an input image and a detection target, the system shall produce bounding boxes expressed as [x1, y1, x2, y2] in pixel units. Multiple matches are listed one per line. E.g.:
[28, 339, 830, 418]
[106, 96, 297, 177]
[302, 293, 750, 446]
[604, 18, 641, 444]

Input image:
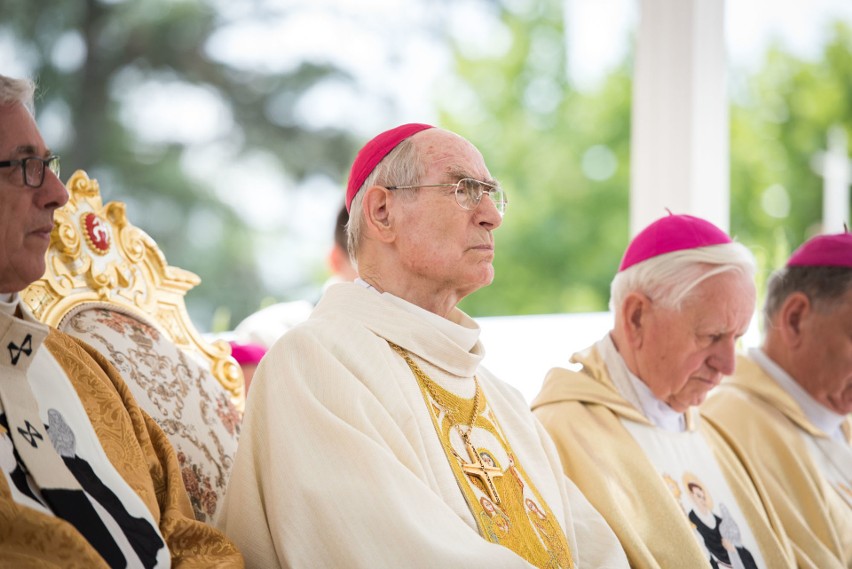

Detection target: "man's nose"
[37, 169, 69, 209]
[476, 194, 503, 230]
[708, 336, 737, 376]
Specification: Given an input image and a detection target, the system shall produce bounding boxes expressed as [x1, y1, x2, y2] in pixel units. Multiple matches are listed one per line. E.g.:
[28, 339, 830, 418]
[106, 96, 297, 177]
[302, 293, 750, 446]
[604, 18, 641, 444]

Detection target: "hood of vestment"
[718, 354, 851, 441]
[530, 343, 652, 425]
[310, 282, 485, 378]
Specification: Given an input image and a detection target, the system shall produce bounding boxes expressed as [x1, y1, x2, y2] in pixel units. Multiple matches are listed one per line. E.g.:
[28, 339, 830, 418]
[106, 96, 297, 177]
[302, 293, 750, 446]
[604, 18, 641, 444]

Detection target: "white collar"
[598, 334, 686, 432]
[0, 292, 18, 314]
[749, 347, 847, 442]
[354, 278, 480, 352]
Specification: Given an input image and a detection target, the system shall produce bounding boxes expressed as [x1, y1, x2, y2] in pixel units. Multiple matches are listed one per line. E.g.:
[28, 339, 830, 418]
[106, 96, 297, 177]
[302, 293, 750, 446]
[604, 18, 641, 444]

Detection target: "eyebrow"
[12, 145, 52, 158]
[446, 167, 499, 186]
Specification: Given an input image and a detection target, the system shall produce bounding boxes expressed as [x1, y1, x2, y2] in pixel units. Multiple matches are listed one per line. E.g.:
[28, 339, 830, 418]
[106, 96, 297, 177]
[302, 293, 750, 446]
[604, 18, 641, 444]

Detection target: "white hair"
[609, 242, 756, 312]
[346, 136, 425, 264]
[0, 74, 35, 114]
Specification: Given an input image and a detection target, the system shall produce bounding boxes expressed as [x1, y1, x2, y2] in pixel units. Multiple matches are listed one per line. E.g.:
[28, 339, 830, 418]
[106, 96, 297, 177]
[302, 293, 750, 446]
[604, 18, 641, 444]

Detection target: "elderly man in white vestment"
[531, 213, 798, 569]
[216, 123, 629, 568]
[703, 231, 852, 569]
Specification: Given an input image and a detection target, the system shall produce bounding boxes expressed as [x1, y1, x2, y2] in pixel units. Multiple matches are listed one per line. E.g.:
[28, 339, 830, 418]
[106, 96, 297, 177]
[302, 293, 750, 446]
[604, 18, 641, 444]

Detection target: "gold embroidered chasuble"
[702, 354, 852, 569]
[0, 303, 243, 568]
[531, 342, 797, 569]
[391, 343, 574, 568]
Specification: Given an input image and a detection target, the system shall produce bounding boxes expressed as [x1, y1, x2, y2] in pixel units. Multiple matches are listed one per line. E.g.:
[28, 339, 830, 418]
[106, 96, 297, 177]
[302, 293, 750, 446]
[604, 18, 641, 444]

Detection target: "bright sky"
[566, 0, 852, 90]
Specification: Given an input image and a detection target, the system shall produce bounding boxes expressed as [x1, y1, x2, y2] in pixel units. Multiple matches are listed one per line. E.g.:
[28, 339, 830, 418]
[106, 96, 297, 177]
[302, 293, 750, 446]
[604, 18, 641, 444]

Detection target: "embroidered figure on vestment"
[389, 342, 574, 569]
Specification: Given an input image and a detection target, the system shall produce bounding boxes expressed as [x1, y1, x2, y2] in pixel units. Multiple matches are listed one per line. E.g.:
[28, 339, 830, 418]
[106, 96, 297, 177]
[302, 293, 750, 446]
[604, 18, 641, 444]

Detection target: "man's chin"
[668, 393, 707, 413]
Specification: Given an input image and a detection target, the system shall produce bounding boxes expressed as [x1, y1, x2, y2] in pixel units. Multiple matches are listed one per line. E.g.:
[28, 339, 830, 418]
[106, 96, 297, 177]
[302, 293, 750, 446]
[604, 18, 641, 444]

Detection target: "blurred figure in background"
[228, 341, 267, 393]
[326, 202, 358, 283]
[233, 203, 356, 352]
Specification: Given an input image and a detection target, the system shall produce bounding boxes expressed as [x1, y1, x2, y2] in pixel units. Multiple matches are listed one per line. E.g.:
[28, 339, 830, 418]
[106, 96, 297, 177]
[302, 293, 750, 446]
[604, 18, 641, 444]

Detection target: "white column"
[630, 0, 728, 235]
[811, 125, 852, 233]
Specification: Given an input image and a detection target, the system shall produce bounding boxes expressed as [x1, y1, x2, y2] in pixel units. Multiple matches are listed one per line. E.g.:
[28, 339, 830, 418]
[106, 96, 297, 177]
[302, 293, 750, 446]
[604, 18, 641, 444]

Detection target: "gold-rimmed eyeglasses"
[386, 178, 507, 217]
[0, 155, 61, 188]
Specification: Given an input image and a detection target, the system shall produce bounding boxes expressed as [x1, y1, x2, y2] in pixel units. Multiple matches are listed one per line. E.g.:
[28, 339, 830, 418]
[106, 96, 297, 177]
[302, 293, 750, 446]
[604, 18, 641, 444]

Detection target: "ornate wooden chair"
[23, 170, 244, 523]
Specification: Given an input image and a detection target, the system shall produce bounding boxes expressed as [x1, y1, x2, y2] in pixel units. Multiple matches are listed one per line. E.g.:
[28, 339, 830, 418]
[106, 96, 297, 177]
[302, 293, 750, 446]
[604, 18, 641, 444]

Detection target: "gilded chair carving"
[23, 170, 244, 522]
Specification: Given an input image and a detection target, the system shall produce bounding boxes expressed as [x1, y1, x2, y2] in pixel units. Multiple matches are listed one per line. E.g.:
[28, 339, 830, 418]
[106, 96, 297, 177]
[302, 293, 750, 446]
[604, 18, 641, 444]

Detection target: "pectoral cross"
[460, 436, 503, 505]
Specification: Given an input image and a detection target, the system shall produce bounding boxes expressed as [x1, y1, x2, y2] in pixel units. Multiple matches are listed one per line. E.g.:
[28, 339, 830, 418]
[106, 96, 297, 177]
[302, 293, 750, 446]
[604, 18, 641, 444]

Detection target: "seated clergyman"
[532, 213, 798, 569]
[217, 123, 629, 568]
[0, 74, 243, 567]
[703, 230, 852, 569]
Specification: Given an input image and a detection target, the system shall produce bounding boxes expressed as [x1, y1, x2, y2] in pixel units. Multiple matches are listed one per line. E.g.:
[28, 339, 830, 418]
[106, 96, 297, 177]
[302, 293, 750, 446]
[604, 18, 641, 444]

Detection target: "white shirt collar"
[0, 292, 18, 314]
[598, 334, 687, 432]
[749, 347, 847, 442]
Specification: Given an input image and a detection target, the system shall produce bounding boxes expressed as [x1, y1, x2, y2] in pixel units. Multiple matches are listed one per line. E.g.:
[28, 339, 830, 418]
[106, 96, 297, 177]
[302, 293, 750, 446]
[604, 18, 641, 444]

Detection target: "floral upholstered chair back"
[23, 170, 245, 523]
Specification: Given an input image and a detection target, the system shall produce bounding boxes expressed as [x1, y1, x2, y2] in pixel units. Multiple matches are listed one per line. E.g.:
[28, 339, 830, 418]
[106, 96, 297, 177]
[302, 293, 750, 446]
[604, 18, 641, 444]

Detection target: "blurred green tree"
[1, 0, 361, 329]
[730, 21, 852, 299]
[441, 0, 632, 317]
[5, 0, 850, 327]
[443, 2, 852, 318]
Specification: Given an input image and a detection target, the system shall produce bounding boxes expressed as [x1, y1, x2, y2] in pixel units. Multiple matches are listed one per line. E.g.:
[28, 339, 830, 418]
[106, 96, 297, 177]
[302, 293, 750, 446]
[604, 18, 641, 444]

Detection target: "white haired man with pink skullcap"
[532, 213, 798, 569]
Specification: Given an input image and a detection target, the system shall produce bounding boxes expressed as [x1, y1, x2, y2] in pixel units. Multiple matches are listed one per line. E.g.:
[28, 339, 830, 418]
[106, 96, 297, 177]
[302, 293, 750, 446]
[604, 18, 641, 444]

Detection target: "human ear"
[362, 185, 394, 242]
[779, 292, 809, 348]
[621, 292, 651, 349]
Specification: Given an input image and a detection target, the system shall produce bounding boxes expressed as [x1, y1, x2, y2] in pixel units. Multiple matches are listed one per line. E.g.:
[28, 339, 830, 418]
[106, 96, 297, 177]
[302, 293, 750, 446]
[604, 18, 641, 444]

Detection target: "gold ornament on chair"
[22, 170, 245, 409]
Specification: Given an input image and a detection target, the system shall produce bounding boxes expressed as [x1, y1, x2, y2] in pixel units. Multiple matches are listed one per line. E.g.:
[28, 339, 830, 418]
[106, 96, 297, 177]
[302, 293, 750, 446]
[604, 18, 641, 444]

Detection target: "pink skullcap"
[345, 123, 435, 211]
[787, 230, 852, 268]
[618, 213, 732, 271]
[229, 341, 267, 366]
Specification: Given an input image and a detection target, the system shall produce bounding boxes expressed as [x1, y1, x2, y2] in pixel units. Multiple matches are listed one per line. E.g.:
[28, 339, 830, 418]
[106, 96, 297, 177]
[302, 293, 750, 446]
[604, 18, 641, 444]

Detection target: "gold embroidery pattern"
[43, 331, 243, 565]
[389, 342, 574, 569]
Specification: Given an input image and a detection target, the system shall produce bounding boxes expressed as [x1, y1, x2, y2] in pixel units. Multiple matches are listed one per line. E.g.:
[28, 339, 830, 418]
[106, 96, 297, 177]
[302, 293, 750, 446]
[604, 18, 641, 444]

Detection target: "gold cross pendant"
[460, 436, 503, 505]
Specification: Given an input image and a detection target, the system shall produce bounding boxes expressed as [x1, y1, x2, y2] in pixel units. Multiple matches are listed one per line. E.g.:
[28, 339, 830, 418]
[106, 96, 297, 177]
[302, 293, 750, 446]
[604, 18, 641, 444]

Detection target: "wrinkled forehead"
[416, 129, 490, 179]
[0, 102, 45, 158]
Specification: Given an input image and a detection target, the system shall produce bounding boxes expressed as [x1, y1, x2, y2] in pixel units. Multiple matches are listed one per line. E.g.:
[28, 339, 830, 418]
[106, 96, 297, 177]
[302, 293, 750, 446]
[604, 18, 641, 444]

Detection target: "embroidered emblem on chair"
[7, 333, 33, 365]
[17, 420, 44, 448]
[82, 212, 111, 254]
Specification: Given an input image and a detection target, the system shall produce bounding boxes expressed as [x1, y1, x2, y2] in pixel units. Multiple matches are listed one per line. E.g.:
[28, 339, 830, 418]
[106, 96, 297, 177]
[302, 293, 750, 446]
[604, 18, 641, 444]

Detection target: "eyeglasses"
[0, 155, 61, 188]
[386, 178, 507, 216]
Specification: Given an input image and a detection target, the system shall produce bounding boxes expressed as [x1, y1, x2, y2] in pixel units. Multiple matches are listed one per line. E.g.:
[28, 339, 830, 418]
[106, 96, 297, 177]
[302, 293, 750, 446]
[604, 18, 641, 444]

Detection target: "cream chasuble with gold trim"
[391, 342, 574, 568]
[532, 338, 796, 569]
[218, 283, 628, 569]
[703, 353, 852, 569]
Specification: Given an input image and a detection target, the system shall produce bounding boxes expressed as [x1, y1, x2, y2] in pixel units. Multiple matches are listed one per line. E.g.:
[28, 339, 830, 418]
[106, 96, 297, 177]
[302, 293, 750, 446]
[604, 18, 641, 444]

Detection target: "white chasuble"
[391, 343, 574, 569]
[621, 420, 766, 569]
[218, 283, 629, 569]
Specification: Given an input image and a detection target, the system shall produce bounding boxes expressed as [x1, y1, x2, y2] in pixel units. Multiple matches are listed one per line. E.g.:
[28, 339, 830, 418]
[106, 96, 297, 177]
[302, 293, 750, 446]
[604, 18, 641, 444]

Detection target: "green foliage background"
[445, 3, 852, 318]
[1, 0, 362, 329]
[3, 0, 850, 327]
